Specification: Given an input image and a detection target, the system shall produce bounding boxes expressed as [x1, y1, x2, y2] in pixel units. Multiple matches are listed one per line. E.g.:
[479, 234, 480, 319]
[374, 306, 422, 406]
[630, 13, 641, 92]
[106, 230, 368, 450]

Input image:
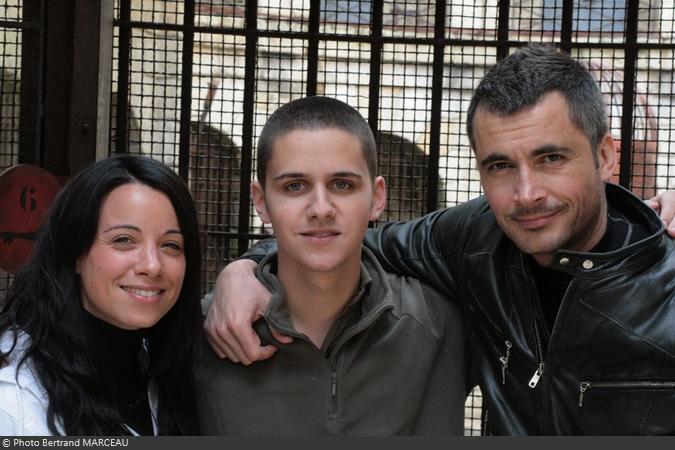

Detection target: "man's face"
[472, 91, 617, 266]
[252, 128, 386, 274]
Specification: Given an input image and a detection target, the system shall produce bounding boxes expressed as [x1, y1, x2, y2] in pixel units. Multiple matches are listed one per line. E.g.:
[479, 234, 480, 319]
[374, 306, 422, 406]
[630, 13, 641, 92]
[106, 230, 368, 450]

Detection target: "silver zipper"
[529, 363, 544, 388]
[578, 380, 675, 407]
[578, 381, 591, 407]
[499, 340, 512, 385]
[528, 320, 545, 388]
[520, 253, 546, 389]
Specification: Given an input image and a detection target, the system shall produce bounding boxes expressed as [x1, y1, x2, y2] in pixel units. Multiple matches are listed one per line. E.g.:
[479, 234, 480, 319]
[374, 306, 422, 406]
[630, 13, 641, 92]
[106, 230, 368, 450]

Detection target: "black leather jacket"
[364, 183, 675, 435]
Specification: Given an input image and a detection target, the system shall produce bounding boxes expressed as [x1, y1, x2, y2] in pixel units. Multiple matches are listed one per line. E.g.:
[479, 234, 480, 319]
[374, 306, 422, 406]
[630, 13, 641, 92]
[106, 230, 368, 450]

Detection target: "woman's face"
[77, 183, 186, 330]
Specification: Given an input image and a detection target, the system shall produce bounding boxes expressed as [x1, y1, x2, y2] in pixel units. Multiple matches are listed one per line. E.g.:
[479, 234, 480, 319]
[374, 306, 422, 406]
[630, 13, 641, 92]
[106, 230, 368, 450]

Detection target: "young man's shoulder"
[379, 270, 463, 344]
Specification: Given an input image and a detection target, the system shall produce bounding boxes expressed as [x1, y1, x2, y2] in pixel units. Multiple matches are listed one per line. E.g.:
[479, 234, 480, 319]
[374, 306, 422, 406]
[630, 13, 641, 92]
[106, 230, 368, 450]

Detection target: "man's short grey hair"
[466, 45, 609, 156]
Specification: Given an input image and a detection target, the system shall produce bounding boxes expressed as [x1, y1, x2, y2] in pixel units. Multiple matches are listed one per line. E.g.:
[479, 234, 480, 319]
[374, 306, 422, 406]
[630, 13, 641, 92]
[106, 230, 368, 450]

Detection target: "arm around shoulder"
[646, 190, 675, 238]
[204, 246, 292, 365]
[364, 197, 487, 295]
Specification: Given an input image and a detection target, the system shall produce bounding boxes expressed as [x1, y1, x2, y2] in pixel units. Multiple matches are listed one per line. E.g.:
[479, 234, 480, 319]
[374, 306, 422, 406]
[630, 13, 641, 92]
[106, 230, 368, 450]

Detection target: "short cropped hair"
[466, 44, 609, 153]
[256, 96, 377, 187]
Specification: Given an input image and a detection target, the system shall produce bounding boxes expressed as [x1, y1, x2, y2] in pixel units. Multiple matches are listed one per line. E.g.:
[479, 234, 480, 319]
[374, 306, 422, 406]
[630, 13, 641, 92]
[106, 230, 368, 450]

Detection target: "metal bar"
[496, 0, 510, 60]
[40, 0, 72, 175]
[560, 0, 574, 52]
[111, 19, 186, 31]
[367, 0, 384, 137]
[68, 0, 103, 174]
[95, 0, 114, 160]
[236, 0, 258, 255]
[114, 0, 131, 154]
[109, 19, 675, 51]
[618, 0, 640, 188]
[425, 0, 446, 213]
[178, 0, 196, 182]
[0, 19, 41, 29]
[18, 0, 44, 166]
[306, 0, 320, 96]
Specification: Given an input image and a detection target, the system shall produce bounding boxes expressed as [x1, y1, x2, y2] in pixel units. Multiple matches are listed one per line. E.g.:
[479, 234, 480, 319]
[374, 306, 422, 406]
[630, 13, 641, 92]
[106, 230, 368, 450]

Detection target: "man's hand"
[204, 259, 292, 365]
[646, 190, 675, 238]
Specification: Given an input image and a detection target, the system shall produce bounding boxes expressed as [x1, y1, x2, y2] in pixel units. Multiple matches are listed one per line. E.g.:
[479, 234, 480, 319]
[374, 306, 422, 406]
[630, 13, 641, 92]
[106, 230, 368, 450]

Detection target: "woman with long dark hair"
[0, 155, 203, 435]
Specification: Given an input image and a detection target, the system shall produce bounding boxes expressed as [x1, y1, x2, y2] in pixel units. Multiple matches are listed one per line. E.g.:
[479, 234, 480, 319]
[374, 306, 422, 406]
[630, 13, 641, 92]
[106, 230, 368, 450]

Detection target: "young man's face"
[472, 91, 617, 266]
[252, 127, 386, 274]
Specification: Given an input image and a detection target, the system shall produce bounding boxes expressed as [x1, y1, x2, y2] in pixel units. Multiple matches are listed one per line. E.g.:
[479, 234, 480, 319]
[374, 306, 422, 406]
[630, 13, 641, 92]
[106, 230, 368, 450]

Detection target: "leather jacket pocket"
[575, 378, 675, 434]
[578, 379, 675, 407]
[467, 301, 512, 385]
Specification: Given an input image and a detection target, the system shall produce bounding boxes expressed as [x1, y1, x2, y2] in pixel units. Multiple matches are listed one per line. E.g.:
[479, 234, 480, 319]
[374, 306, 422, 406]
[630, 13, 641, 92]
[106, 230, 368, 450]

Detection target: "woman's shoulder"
[0, 330, 52, 435]
[0, 330, 45, 393]
[1, 329, 32, 376]
[0, 381, 52, 435]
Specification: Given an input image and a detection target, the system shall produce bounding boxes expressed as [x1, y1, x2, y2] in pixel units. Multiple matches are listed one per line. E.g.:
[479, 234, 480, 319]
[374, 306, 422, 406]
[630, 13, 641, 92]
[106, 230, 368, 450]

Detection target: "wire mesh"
[381, 0, 436, 38]
[321, 0, 373, 35]
[259, 0, 309, 32]
[1, 0, 34, 307]
[378, 42, 436, 220]
[196, 1, 246, 30]
[448, 1, 499, 42]
[0, 27, 21, 172]
[190, 31, 248, 291]
[441, 46, 495, 206]
[1, 0, 25, 172]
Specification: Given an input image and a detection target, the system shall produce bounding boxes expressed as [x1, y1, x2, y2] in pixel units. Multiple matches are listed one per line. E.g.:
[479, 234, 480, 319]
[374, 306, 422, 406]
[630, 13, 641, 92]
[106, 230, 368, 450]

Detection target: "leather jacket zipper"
[520, 253, 545, 388]
[467, 297, 513, 386]
[578, 380, 675, 407]
[529, 363, 544, 388]
[500, 340, 512, 385]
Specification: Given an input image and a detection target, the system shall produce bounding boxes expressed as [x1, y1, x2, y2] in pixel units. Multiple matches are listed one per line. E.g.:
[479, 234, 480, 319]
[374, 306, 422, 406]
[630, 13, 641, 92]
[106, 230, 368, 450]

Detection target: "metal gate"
[0, 0, 45, 316]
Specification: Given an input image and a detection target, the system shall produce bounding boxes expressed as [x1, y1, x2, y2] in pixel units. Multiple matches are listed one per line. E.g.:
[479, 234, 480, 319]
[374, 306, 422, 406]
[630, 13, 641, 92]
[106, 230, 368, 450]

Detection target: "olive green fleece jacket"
[195, 246, 466, 435]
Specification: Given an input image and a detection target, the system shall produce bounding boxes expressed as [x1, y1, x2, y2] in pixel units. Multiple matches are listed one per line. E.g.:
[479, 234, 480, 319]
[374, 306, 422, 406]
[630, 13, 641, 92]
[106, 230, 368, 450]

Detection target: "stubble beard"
[503, 190, 607, 265]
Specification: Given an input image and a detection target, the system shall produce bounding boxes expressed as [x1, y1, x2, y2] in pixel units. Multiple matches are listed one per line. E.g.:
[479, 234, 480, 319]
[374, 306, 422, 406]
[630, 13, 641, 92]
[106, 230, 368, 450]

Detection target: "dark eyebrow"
[102, 225, 182, 236]
[272, 171, 363, 180]
[479, 145, 573, 169]
[333, 171, 362, 179]
[273, 172, 304, 181]
[532, 144, 572, 156]
[102, 224, 141, 233]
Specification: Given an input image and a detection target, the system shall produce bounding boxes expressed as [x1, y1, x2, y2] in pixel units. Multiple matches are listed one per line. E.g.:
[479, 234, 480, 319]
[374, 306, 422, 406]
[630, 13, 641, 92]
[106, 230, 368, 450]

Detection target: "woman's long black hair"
[0, 155, 203, 435]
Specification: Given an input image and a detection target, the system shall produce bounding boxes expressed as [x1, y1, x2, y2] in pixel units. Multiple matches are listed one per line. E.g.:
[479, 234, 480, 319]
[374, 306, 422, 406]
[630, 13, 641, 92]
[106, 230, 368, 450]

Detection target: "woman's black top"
[85, 312, 153, 435]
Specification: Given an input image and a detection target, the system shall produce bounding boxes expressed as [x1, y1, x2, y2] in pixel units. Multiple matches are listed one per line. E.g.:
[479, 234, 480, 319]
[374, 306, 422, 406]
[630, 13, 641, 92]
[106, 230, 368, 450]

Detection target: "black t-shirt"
[529, 206, 650, 332]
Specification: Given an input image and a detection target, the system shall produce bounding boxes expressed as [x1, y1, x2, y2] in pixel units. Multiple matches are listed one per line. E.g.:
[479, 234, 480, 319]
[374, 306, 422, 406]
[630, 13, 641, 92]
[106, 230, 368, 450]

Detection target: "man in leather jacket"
[361, 45, 675, 434]
[205, 45, 675, 435]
